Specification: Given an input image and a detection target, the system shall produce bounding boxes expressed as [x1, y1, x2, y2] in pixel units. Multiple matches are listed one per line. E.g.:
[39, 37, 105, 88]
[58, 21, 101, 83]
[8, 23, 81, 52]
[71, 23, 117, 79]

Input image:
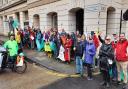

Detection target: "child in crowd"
[16, 31, 21, 48]
[44, 40, 52, 58]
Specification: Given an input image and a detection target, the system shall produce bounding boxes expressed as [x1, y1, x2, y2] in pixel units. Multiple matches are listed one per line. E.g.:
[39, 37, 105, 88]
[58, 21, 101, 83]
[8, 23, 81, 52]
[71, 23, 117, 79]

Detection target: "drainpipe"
[83, 0, 86, 32]
[119, 10, 122, 34]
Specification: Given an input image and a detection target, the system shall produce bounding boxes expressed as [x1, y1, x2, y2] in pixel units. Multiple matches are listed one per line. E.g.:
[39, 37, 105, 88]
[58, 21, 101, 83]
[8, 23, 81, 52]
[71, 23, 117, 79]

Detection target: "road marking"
[46, 70, 100, 78]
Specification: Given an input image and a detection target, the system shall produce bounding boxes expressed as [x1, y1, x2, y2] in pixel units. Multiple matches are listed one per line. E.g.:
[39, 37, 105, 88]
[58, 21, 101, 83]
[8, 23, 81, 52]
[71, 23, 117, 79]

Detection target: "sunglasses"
[89, 38, 92, 40]
[105, 39, 110, 40]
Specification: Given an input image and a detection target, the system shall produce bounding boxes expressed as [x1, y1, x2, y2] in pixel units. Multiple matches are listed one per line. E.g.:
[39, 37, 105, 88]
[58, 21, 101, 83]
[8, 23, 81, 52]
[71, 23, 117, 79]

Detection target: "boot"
[100, 81, 106, 86]
[122, 83, 128, 89]
[106, 82, 110, 88]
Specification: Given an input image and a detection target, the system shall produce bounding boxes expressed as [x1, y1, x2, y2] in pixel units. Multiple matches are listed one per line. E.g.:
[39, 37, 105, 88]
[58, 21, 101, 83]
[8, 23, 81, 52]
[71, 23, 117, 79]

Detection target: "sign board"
[85, 4, 106, 12]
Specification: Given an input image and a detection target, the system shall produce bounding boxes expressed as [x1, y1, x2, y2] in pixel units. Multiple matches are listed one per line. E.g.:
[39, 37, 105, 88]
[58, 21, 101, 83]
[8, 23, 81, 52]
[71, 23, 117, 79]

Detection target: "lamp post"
[98, 0, 102, 33]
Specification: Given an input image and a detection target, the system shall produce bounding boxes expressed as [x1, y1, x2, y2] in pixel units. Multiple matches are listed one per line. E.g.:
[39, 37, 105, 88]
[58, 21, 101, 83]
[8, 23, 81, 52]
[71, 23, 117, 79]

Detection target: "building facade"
[0, 0, 128, 38]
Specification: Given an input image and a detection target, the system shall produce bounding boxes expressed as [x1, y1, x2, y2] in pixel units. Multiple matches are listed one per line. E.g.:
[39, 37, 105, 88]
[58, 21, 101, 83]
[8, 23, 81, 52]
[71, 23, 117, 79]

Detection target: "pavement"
[0, 35, 100, 75]
[0, 35, 76, 74]
[24, 49, 76, 74]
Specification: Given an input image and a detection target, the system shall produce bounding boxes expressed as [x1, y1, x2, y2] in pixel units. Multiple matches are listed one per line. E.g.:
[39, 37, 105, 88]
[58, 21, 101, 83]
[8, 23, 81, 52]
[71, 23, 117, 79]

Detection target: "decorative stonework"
[0, 0, 128, 36]
[0, 0, 27, 11]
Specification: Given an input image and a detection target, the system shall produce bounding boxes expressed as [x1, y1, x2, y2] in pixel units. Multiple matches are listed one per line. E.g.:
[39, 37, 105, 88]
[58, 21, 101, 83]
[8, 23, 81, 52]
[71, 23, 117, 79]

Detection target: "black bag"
[99, 57, 109, 71]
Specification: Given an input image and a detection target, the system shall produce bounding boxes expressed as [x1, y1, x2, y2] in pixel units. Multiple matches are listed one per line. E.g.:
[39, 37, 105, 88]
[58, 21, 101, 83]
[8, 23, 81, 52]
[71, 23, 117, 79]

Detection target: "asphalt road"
[0, 62, 63, 89]
[0, 62, 123, 89]
[40, 75, 123, 89]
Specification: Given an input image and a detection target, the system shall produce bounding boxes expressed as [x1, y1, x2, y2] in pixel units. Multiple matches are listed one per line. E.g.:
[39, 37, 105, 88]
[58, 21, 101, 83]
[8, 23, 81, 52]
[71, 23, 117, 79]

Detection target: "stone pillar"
[67, 12, 76, 33]
[19, 12, 24, 29]
[40, 14, 47, 32]
[84, 11, 100, 33]
[0, 16, 4, 35]
[58, 12, 69, 33]
[84, 4, 107, 37]
[3, 16, 9, 35]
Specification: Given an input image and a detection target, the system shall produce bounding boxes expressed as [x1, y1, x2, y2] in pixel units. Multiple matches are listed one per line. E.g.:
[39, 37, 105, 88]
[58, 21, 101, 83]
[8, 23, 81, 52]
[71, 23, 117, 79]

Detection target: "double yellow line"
[46, 71, 100, 78]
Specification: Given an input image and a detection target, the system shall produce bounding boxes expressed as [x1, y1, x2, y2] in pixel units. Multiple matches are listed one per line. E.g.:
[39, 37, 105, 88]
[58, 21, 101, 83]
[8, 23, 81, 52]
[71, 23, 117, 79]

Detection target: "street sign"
[85, 4, 106, 12]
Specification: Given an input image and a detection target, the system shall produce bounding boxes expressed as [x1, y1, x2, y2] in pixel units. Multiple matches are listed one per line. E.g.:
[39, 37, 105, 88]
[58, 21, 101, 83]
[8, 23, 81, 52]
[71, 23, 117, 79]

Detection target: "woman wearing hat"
[98, 33, 114, 88]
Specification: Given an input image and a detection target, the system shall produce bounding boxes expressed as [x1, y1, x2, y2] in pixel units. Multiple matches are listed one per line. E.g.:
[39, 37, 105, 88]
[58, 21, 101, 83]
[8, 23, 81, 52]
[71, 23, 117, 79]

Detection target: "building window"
[3, 0, 8, 5]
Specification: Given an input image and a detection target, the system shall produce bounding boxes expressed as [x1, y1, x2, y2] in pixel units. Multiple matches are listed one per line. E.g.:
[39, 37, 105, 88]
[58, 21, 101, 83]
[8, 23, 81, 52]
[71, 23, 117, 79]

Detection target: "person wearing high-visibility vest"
[4, 34, 18, 63]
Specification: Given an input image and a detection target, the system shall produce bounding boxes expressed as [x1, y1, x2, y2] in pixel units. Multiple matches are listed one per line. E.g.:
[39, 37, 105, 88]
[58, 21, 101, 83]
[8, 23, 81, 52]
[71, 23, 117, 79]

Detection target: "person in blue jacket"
[84, 35, 96, 80]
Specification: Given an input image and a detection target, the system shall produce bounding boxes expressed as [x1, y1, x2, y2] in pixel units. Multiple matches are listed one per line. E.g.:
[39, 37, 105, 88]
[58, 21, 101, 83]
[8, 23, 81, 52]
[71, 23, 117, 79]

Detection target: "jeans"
[76, 56, 83, 75]
[112, 62, 117, 79]
[9, 56, 17, 64]
[18, 43, 22, 49]
[53, 49, 58, 58]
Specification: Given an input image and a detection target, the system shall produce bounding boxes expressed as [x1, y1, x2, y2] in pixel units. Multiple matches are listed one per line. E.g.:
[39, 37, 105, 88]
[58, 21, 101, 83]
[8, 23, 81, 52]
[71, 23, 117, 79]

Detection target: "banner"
[12, 19, 19, 29]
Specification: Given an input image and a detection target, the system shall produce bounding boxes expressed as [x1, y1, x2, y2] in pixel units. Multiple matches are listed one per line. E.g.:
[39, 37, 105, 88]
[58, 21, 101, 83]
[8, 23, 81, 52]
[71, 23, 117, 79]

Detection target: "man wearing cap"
[115, 33, 128, 89]
[112, 33, 118, 49]
[4, 34, 18, 63]
[111, 33, 118, 81]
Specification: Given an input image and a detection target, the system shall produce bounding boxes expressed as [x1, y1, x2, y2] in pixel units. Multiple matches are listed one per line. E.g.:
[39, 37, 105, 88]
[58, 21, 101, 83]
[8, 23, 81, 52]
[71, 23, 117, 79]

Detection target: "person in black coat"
[98, 33, 114, 88]
[74, 34, 84, 77]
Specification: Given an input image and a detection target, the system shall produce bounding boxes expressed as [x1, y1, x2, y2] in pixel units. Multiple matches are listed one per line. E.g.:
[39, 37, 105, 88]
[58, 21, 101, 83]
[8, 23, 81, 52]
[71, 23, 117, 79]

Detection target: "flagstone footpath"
[0, 35, 76, 74]
[0, 35, 99, 75]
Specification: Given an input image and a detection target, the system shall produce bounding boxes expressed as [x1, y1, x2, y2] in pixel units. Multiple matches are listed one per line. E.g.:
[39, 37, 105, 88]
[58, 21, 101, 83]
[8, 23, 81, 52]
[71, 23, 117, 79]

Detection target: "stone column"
[3, 16, 9, 35]
[40, 14, 47, 32]
[19, 12, 24, 29]
[0, 16, 4, 35]
[58, 12, 69, 33]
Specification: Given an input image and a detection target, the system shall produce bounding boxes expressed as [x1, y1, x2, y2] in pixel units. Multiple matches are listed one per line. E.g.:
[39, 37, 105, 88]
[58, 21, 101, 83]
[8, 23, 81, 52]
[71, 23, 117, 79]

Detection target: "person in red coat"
[93, 34, 99, 49]
[28, 27, 35, 49]
[115, 33, 128, 89]
[64, 34, 72, 63]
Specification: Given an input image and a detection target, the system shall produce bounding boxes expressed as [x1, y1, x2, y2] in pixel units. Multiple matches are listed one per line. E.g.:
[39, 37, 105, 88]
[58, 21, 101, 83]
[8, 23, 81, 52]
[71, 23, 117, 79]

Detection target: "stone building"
[0, 0, 128, 38]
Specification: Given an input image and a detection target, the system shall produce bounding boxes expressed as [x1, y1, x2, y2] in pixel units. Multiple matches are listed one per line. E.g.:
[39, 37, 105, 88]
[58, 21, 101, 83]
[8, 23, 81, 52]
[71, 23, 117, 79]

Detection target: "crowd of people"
[5, 26, 128, 89]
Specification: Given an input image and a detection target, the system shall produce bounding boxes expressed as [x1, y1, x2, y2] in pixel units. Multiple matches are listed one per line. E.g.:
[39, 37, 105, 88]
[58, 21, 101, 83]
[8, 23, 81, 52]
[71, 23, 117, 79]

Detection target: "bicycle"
[0, 46, 27, 74]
